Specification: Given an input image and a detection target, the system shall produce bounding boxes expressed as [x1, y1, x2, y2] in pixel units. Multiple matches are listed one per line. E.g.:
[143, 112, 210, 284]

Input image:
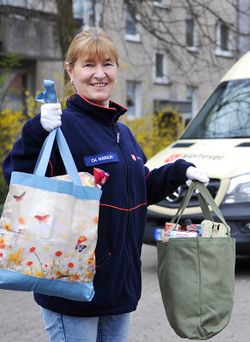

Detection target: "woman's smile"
[66, 58, 118, 106]
[90, 82, 108, 87]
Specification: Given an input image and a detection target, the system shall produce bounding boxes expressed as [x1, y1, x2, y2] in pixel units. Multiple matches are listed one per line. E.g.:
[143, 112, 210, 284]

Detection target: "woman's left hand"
[186, 166, 210, 185]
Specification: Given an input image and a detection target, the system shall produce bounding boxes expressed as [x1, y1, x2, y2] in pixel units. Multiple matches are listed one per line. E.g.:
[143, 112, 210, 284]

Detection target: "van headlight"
[223, 174, 250, 203]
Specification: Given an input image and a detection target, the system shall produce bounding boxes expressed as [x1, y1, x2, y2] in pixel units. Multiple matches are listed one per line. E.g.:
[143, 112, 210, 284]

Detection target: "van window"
[182, 79, 250, 139]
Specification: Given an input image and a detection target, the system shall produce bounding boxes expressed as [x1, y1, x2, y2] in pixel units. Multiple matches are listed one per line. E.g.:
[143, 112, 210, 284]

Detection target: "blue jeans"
[40, 307, 130, 342]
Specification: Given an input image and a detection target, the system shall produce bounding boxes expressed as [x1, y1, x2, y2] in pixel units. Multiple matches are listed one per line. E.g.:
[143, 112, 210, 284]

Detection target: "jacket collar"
[67, 94, 127, 125]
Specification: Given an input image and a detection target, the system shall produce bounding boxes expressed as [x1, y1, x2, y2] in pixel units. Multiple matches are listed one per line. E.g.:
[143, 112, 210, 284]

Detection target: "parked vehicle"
[144, 51, 250, 254]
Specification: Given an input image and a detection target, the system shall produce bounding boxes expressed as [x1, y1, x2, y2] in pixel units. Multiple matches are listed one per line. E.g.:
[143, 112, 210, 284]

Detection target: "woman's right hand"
[40, 103, 62, 132]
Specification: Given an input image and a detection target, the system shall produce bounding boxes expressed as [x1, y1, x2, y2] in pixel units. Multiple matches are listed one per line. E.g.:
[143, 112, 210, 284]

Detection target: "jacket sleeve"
[145, 159, 194, 206]
[2, 114, 49, 184]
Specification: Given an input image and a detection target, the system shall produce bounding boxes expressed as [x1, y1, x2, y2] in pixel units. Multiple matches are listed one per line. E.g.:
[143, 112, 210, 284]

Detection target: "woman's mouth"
[90, 83, 108, 87]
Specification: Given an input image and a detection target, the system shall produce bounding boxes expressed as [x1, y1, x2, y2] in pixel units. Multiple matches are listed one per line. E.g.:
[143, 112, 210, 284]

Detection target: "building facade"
[0, 0, 249, 122]
[0, 1, 63, 110]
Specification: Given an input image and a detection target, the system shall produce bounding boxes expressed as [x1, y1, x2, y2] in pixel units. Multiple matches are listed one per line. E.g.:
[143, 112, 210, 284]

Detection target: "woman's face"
[66, 57, 118, 107]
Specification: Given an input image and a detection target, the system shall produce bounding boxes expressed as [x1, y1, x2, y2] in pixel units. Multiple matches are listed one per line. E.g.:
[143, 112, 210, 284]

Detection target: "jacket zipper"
[112, 125, 129, 206]
[112, 124, 136, 305]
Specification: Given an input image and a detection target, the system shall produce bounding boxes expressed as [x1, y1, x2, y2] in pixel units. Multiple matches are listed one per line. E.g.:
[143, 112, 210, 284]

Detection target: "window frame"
[215, 21, 233, 57]
[186, 17, 199, 52]
[82, 0, 101, 30]
[186, 85, 198, 118]
[152, 50, 169, 84]
[125, 5, 141, 42]
[126, 80, 141, 119]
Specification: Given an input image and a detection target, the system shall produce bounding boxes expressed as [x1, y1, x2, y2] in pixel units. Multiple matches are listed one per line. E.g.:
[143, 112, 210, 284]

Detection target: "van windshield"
[182, 79, 250, 139]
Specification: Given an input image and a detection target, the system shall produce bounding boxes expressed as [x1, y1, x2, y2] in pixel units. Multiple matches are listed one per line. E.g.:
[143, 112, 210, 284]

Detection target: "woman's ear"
[65, 62, 73, 80]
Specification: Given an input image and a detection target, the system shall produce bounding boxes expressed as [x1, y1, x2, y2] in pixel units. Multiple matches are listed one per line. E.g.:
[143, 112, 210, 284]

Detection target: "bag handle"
[34, 128, 82, 186]
[196, 182, 229, 228]
[171, 181, 230, 233]
[170, 181, 213, 224]
[170, 181, 197, 224]
[34, 79, 82, 186]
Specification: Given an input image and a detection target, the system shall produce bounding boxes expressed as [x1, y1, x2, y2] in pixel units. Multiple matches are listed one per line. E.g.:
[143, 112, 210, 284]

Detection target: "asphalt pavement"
[0, 244, 249, 341]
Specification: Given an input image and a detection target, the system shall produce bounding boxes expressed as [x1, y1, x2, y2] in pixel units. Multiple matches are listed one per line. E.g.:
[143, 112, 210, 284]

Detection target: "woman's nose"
[94, 65, 105, 78]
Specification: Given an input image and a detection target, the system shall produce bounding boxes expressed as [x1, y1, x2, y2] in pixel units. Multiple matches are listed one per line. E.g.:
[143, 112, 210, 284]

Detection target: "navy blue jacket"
[2, 95, 193, 317]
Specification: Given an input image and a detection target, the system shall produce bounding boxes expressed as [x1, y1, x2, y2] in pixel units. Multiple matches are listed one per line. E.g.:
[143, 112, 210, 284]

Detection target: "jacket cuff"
[173, 159, 195, 184]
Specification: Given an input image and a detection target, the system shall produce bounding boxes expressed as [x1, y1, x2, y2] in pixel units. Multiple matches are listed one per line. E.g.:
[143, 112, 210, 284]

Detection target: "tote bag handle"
[34, 79, 82, 186]
[171, 181, 230, 234]
[34, 128, 82, 186]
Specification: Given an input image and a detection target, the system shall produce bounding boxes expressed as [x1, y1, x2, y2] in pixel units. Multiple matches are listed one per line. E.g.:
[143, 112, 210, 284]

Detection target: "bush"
[0, 107, 26, 213]
[0, 177, 8, 215]
[122, 106, 184, 159]
[0, 107, 25, 163]
[0, 92, 35, 213]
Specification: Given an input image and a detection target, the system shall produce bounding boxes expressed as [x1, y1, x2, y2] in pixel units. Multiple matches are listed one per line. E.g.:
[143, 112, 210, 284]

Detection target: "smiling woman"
[64, 28, 118, 107]
[2, 26, 208, 342]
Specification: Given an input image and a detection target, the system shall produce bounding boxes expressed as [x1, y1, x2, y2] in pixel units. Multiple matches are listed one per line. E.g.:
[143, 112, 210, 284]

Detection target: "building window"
[215, 22, 232, 57]
[186, 18, 198, 51]
[82, 0, 101, 30]
[0, 71, 26, 111]
[125, 6, 140, 42]
[156, 53, 164, 78]
[0, 58, 35, 112]
[153, 51, 168, 84]
[126, 81, 141, 118]
[186, 86, 197, 119]
[186, 18, 194, 46]
[73, 0, 84, 19]
[219, 23, 229, 51]
[154, 99, 192, 124]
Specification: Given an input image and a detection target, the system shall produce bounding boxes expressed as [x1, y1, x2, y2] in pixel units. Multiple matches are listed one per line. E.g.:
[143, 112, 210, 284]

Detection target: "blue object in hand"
[36, 79, 58, 104]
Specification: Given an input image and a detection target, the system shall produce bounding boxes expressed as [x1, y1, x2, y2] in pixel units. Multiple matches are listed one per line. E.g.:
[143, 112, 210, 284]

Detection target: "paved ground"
[0, 244, 249, 341]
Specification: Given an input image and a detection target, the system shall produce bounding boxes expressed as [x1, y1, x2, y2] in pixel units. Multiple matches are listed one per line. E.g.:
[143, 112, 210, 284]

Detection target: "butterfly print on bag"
[13, 192, 26, 201]
[75, 235, 88, 252]
[34, 215, 50, 223]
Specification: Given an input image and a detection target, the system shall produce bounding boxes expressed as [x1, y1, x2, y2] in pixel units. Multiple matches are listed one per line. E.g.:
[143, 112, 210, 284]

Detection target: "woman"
[2, 28, 209, 342]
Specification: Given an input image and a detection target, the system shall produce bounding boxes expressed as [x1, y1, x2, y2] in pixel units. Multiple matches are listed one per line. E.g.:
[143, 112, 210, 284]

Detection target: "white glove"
[40, 103, 62, 132]
[186, 166, 210, 185]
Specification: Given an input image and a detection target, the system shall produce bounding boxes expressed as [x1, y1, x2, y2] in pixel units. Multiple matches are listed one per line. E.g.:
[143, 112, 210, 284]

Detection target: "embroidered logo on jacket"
[84, 152, 119, 166]
[131, 154, 142, 161]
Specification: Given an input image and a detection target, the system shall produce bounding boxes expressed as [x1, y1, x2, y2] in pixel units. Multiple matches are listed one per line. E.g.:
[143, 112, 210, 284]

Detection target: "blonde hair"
[64, 27, 118, 97]
[65, 27, 118, 67]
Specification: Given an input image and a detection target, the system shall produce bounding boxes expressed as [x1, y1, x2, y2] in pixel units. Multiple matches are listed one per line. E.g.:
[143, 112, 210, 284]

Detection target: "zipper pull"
[117, 132, 120, 144]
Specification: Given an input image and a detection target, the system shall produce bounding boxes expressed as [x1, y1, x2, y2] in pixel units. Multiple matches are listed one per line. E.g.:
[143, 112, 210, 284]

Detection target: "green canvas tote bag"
[157, 181, 235, 340]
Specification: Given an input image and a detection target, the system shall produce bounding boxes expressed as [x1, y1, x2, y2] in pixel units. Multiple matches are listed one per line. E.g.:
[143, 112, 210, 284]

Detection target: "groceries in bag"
[162, 218, 229, 241]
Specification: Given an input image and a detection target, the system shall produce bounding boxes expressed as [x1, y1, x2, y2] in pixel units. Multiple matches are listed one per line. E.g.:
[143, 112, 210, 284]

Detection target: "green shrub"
[0, 176, 8, 215]
[122, 106, 184, 159]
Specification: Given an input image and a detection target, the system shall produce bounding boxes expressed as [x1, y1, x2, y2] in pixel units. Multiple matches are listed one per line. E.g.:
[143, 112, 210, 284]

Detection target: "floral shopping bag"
[0, 128, 102, 301]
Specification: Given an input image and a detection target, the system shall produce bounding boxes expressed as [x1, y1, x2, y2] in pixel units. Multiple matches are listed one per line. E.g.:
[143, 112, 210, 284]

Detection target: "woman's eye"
[104, 63, 114, 67]
[83, 63, 94, 67]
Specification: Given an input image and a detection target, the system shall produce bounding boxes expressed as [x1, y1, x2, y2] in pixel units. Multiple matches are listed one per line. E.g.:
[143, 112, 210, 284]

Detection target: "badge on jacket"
[84, 152, 119, 167]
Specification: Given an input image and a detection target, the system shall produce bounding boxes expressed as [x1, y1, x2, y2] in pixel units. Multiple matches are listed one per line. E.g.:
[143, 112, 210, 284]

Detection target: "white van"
[145, 51, 250, 254]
